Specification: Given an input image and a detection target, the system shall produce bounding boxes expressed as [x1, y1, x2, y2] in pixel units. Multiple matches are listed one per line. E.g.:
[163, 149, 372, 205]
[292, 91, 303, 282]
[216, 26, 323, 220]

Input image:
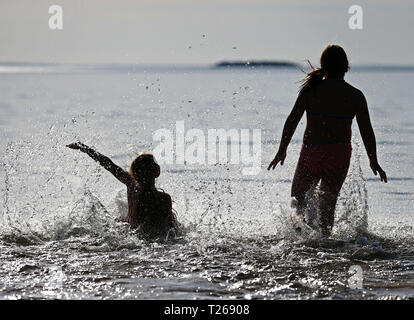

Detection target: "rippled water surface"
[0, 68, 413, 299]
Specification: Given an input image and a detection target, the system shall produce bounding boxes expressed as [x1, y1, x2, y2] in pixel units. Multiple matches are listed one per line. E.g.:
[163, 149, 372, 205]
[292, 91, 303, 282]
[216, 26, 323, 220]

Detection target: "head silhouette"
[320, 44, 349, 78]
[130, 154, 160, 185]
[301, 44, 349, 93]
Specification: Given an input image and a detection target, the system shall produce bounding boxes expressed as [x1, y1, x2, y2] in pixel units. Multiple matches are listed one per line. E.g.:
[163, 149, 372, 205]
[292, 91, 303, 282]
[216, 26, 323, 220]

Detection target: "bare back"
[303, 78, 363, 145]
[127, 185, 174, 237]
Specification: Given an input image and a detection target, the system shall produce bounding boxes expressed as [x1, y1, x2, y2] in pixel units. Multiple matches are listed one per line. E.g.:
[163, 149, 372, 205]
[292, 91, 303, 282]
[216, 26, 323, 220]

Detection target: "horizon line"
[1, 60, 414, 67]
[1, 61, 414, 74]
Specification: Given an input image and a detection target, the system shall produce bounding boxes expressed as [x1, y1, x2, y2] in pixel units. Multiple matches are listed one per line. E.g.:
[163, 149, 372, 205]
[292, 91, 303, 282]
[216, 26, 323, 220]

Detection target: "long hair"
[300, 45, 350, 94]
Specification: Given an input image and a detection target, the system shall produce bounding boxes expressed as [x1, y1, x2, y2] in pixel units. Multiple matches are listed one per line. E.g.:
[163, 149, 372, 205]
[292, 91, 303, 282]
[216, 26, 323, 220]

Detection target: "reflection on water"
[0, 70, 413, 299]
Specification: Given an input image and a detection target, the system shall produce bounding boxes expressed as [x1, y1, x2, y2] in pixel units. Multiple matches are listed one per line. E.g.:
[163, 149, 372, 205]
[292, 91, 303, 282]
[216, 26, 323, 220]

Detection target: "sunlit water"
[0, 67, 413, 299]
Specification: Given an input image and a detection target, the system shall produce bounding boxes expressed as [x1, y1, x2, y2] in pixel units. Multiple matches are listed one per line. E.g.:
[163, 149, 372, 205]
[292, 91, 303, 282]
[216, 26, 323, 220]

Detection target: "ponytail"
[299, 61, 325, 94]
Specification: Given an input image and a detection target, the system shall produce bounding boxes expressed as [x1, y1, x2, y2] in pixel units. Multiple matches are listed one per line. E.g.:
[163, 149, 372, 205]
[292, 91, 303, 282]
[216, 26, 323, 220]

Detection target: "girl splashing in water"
[67, 142, 178, 240]
[268, 45, 387, 237]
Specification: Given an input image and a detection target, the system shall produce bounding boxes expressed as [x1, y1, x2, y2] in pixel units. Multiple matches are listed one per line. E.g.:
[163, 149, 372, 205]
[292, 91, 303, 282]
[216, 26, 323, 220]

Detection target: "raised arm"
[355, 92, 387, 182]
[66, 142, 133, 185]
[268, 91, 307, 170]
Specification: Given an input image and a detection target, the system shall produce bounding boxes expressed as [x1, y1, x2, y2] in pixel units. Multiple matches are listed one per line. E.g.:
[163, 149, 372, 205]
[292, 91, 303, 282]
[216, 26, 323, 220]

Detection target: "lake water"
[0, 66, 413, 299]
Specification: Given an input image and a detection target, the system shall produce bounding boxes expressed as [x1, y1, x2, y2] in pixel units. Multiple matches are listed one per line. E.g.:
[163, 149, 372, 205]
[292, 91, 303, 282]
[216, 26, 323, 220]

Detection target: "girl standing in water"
[268, 45, 387, 236]
[67, 142, 178, 239]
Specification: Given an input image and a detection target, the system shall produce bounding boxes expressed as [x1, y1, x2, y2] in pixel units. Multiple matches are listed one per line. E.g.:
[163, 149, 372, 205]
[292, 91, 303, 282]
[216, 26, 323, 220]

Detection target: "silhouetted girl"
[268, 45, 387, 236]
[67, 142, 178, 239]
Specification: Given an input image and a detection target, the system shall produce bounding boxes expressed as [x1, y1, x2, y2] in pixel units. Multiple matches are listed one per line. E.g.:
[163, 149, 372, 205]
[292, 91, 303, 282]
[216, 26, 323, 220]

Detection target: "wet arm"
[278, 91, 307, 153]
[268, 91, 307, 170]
[355, 93, 378, 163]
[67, 142, 133, 185]
[356, 93, 387, 182]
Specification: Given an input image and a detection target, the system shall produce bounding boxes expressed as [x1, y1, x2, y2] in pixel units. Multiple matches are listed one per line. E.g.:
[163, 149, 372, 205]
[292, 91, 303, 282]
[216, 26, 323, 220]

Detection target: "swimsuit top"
[305, 110, 355, 145]
[307, 110, 354, 120]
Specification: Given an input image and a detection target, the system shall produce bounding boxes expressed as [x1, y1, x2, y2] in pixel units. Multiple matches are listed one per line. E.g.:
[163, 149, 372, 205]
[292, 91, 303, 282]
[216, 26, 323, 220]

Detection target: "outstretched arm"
[268, 91, 307, 170]
[355, 92, 387, 183]
[66, 142, 133, 185]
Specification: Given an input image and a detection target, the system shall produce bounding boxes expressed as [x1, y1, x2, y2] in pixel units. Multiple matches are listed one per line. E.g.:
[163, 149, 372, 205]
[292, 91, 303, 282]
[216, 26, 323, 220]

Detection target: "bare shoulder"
[344, 82, 368, 113]
[344, 81, 365, 99]
[298, 87, 310, 101]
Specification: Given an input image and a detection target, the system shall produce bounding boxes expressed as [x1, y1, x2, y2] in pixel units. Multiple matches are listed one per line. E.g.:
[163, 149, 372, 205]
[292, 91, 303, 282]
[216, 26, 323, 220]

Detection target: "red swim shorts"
[297, 142, 352, 176]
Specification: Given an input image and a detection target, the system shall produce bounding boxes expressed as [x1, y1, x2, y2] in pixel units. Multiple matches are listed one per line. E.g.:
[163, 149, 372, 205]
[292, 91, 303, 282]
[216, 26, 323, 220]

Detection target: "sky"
[0, 0, 413, 66]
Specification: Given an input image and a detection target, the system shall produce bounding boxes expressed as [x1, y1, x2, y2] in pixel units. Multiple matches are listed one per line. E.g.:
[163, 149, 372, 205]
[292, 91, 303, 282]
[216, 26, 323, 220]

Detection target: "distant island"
[214, 60, 300, 69]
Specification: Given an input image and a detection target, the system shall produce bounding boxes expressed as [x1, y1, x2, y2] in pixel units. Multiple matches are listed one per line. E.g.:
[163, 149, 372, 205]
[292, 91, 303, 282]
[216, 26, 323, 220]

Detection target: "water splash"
[1, 136, 372, 247]
[335, 139, 369, 238]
